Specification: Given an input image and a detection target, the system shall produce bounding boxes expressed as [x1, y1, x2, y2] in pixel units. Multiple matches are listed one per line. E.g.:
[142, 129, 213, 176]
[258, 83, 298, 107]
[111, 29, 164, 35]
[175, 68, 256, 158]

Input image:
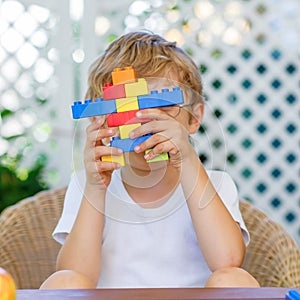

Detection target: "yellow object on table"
[0, 267, 16, 300]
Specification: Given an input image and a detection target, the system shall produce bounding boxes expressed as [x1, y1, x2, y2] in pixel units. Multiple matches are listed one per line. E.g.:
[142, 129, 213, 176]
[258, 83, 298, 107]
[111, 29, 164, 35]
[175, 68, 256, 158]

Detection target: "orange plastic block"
[125, 78, 149, 97]
[116, 96, 139, 112]
[145, 150, 169, 163]
[101, 154, 125, 166]
[119, 123, 141, 139]
[112, 67, 136, 85]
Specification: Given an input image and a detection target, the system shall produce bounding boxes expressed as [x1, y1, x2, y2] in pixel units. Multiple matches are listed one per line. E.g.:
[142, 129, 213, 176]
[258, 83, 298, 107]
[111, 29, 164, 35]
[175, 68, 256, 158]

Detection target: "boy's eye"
[159, 106, 180, 117]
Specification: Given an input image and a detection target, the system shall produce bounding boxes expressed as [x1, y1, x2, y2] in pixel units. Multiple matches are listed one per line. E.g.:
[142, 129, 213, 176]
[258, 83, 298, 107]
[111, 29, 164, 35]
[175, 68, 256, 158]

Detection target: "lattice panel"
[197, 44, 299, 243]
[192, 0, 300, 247]
[85, 0, 300, 246]
[0, 0, 73, 186]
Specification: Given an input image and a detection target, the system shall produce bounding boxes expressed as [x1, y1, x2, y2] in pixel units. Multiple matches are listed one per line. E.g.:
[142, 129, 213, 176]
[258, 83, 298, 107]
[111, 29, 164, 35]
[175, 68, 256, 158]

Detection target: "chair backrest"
[0, 188, 299, 288]
[0, 187, 65, 289]
[240, 200, 300, 287]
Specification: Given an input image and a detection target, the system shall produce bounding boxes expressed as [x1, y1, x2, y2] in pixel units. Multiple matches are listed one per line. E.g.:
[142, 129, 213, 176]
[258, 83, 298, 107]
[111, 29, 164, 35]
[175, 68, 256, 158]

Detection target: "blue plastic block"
[110, 134, 152, 152]
[138, 87, 184, 109]
[71, 98, 116, 119]
[286, 290, 300, 300]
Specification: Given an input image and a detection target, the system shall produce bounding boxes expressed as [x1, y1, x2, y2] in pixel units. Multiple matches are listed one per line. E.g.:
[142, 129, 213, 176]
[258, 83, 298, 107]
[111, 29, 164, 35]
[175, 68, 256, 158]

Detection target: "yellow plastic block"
[119, 123, 141, 139]
[116, 96, 139, 112]
[145, 150, 169, 163]
[125, 78, 149, 97]
[101, 154, 125, 166]
[112, 67, 136, 85]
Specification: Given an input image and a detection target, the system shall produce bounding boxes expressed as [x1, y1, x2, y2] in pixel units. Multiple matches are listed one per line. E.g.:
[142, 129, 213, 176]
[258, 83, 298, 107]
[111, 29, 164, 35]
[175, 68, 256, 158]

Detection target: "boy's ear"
[188, 102, 204, 134]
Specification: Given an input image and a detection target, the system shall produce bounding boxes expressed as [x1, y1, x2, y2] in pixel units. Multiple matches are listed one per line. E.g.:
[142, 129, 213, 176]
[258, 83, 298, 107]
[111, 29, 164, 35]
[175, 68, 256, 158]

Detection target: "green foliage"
[0, 155, 48, 213]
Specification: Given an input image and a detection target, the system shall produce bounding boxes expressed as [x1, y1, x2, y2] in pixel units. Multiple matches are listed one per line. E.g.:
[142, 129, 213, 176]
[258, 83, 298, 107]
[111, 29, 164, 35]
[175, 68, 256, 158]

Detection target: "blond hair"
[86, 31, 203, 104]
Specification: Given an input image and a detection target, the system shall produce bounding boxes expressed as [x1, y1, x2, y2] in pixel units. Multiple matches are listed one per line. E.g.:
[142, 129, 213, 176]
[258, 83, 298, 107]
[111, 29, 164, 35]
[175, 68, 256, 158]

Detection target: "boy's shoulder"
[70, 169, 235, 186]
[206, 169, 239, 203]
[206, 169, 235, 183]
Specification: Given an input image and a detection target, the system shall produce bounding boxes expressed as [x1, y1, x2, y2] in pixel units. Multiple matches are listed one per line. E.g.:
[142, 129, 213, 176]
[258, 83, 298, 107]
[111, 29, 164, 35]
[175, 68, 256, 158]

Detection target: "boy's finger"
[86, 118, 106, 135]
[134, 134, 170, 153]
[90, 115, 106, 124]
[136, 109, 169, 120]
[86, 127, 116, 147]
[96, 160, 121, 172]
[129, 120, 167, 140]
[93, 146, 123, 160]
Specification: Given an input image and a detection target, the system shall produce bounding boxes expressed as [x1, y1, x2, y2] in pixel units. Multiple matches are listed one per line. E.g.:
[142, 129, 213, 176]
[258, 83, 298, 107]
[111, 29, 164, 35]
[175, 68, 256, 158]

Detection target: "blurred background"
[0, 0, 299, 246]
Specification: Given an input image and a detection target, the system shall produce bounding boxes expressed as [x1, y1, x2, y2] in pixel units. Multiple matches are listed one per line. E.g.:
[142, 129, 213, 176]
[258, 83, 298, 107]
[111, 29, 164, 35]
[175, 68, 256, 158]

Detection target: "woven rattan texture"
[0, 188, 299, 288]
[0, 188, 65, 289]
[241, 200, 300, 287]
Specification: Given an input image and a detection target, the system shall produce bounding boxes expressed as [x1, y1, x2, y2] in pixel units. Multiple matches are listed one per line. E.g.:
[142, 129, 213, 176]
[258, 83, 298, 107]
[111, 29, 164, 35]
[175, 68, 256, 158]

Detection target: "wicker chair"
[0, 188, 65, 289]
[0, 188, 299, 288]
[240, 200, 300, 287]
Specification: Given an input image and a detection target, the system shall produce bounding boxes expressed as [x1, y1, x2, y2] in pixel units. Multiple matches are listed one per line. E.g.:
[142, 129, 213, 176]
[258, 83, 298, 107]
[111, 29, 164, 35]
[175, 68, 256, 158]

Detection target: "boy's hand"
[130, 109, 193, 169]
[84, 117, 122, 190]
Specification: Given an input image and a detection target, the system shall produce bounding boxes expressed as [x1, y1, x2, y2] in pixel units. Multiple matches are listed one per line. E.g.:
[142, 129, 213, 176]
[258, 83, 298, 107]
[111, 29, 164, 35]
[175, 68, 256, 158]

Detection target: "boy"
[41, 32, 259, 288]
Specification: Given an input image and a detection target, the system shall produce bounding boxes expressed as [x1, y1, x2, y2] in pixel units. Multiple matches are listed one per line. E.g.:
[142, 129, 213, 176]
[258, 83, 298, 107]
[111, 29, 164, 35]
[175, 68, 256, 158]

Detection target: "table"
[16, 287, 300, 300]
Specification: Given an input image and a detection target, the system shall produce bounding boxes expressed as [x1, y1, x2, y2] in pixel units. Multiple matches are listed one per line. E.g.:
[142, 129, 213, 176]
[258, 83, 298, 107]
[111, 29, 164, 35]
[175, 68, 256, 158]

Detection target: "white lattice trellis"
[0, 0, 73, 187]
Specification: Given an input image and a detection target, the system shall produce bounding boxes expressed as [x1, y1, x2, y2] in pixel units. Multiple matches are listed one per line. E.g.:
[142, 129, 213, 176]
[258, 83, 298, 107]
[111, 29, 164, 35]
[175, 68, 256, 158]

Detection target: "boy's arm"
[130, 108, 245, 272]
[181, 149, 245, 271]
[56, 187, 105, 287]
[56, 117, 122, 287]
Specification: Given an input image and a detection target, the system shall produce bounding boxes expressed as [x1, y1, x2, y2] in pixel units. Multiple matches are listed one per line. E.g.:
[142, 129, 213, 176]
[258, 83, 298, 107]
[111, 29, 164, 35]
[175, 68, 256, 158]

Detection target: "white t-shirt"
[53, 169, 249, 288]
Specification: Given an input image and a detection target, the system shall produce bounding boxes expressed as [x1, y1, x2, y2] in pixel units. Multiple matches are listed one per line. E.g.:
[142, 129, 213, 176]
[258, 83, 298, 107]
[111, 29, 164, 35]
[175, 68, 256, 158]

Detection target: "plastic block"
[112, 67, 136, 85]
[119, 123, 141, 139]
[286, 290, 300, 300]
[138, 87, 184, 109]
[107, 110, 151, 127]
[125, 78, 149, 97]
[101, 154, 125, 166]
[145, 150, 169, 163]
[116, 96, 139, 112]
[102, 83, 126, 100]
[110, 134, 152, 152]
[71, 98, 116, 119]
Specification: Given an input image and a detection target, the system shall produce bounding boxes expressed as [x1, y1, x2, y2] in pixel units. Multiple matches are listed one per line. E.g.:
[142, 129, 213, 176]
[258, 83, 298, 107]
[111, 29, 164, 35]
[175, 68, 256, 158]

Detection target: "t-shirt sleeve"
[52, 170, 86, 245]
[206, 170, 250, 246]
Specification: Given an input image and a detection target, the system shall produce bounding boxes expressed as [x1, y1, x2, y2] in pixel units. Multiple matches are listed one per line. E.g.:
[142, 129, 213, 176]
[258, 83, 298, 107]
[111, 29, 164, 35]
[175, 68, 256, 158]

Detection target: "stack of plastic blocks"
[71, 66, 184, 166]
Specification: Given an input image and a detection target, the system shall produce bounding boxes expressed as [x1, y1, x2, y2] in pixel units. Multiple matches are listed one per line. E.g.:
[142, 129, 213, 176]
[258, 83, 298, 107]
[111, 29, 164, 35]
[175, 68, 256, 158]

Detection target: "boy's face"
[123, 76, 203, 169]
[146, 76, 202, 131]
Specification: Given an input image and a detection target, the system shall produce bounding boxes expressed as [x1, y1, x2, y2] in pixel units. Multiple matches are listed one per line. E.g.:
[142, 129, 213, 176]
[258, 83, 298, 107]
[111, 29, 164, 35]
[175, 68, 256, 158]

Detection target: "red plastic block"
[102, 83, 126, 100]
[112, 67, 136, 85]
[107, 110, 150, 127]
